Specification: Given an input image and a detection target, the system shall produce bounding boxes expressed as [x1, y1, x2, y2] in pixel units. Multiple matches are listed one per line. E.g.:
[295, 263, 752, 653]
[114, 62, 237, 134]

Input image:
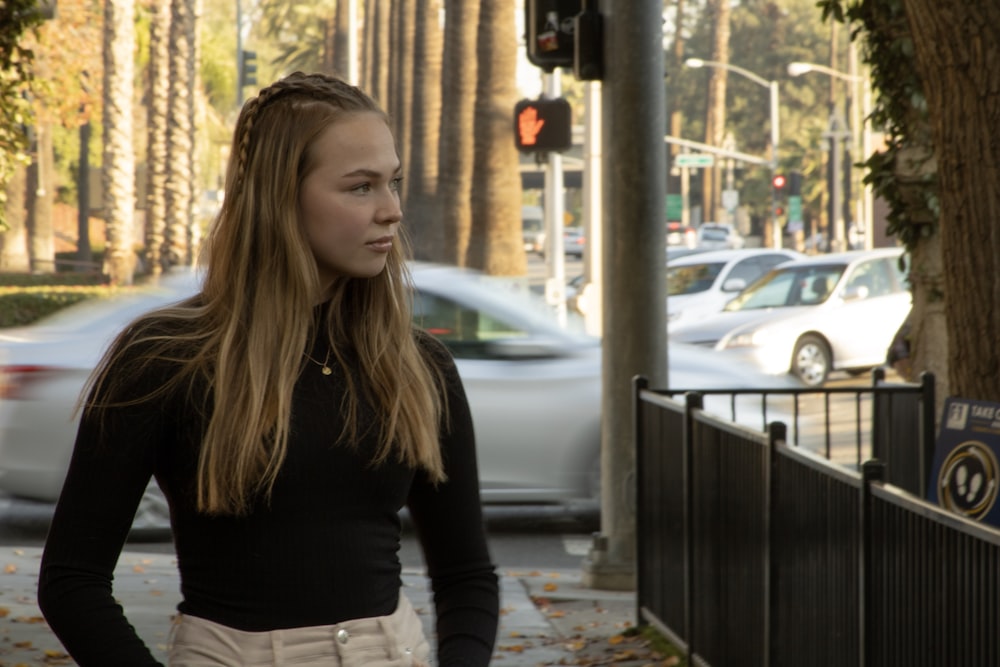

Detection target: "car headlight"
[724, 329, 767, 349]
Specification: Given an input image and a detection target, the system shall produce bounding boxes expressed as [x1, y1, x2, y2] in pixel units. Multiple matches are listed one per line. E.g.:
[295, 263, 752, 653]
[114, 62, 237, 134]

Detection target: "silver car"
[0, 263, 800, 532]
[669, 248, 911, 386]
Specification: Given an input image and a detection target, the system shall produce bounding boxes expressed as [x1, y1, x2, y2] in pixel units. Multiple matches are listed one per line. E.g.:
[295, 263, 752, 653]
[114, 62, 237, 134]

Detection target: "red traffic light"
[772, 174, 787, 189]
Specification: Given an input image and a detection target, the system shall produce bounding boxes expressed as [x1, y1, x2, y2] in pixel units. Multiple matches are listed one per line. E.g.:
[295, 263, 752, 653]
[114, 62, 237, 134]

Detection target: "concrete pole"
[582, 0, 667, 591]
[582, 80, 603, 337]
[543, 70, 567, 328]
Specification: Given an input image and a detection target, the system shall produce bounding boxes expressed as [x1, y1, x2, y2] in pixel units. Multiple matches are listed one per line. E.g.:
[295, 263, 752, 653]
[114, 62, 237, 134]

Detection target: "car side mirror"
[843, 285, 870, 301]
[721, 277, 747, 293]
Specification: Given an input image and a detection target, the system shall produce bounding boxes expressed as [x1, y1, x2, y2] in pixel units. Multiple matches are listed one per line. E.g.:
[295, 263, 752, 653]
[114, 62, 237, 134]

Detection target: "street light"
[788, 60, 874, 250]
[685, 58, 781, 248]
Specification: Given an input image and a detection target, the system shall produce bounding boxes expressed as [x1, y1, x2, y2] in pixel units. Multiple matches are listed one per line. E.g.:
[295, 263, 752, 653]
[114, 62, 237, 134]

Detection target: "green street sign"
[666, 194, 683, 221]
[674, 154, 715, 168]
[788, 195, 803, 223]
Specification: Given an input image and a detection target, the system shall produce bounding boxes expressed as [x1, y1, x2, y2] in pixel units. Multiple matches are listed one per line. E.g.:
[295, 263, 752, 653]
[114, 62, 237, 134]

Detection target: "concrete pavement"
[0, 547, 669, 666]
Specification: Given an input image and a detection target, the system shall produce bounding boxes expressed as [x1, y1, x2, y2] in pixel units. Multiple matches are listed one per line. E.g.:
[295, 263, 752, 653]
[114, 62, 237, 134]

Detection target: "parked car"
[669, 248, 911, 386]
[522, 205, 545, 254]
[562, 227, 586, 258]
[0, 263, 800, 534]
[666, 221, 698, 248]
[696, 222, 745, 249]
[667, 248, 804, 328]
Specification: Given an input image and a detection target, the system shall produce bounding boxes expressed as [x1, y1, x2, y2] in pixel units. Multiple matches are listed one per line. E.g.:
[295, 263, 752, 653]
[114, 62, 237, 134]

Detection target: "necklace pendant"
[321, 366, 332, 376]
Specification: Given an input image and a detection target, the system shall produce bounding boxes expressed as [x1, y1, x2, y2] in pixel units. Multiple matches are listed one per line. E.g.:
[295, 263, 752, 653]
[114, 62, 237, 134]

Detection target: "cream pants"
[168, 594, 431, 666]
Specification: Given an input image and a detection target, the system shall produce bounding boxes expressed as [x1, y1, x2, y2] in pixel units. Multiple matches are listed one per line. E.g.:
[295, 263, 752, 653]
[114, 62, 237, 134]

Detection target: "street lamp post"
[788, 60, 873, 250]
[685, 58, 781, 248]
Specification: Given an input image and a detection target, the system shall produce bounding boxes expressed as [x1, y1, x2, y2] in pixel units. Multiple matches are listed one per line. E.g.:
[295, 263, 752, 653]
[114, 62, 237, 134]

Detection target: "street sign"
[674, 154, 715, 168]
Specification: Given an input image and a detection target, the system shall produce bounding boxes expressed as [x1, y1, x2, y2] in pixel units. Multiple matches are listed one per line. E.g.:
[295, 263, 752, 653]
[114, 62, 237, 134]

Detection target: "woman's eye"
[390, 177, 403, 192]
[352, 183, 372, 194]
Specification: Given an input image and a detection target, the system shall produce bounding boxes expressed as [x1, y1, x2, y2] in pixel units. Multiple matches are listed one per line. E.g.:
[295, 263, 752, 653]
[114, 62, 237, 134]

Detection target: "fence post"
[633, 374, 649, 627]
[859, 459, 885, 667]
[765, 421, 786, 667]
[683, 391, 702, 665]
[917, 372, 936, 498]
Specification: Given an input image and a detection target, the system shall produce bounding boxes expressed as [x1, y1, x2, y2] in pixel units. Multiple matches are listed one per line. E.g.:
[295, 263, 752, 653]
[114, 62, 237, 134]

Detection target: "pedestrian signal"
[514, 98, 572, 153]
[772, 174, 787, 190]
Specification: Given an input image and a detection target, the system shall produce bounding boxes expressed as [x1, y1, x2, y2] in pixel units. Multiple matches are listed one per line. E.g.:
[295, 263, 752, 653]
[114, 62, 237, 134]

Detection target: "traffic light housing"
[239, 50, 258, 88]
[514, 98, 572, 153]
[525, 0, 580, 72]
[772, 173, 787, 217]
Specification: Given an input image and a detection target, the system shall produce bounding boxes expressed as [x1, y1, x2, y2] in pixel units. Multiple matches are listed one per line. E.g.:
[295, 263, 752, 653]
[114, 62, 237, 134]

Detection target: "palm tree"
[404, 0, 443, 260]
[436, 0, 479, 266]
[702, 0, 730, 226]
[164, 0, 196, 268]
[0, 165, 29, 271]
[390, 0, 416, 202]
[467, 0, 524, 275]
[102, 0, 137, 284]
[145, 0, 170, 276]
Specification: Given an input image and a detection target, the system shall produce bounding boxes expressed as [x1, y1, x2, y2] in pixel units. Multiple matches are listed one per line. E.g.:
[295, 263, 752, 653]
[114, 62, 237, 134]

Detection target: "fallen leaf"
[608, 634, 626, 645]
[3, 564, 16, 574]
[132, 565, 146, 573]
[0, 606, 9, 617]
[543, 582, 559, 592]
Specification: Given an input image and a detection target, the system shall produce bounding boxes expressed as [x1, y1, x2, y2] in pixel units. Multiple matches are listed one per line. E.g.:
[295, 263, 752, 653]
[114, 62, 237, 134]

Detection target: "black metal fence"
[636, 373, 1000, 667]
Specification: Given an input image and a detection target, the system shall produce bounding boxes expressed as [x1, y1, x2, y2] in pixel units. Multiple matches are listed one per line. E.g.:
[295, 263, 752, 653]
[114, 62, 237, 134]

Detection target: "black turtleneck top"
[38, 323, 499, 667]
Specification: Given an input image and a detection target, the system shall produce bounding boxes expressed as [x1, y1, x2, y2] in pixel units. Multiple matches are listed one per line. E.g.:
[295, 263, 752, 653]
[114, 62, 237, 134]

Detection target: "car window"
[845, 259, 895, 298]
[412, 290, 529, 359]
[726, 264, 846, 310]
[666, 262, 726, 296]
[726, 255, 789, 284]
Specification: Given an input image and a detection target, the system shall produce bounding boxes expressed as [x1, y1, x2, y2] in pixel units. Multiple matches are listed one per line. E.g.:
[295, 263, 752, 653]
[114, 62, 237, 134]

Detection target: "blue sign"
[928, 397, 1000, 527]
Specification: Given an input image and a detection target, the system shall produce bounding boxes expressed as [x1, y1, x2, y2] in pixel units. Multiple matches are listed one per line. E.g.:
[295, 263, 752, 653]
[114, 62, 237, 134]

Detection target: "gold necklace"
[305, 348, 333, 375]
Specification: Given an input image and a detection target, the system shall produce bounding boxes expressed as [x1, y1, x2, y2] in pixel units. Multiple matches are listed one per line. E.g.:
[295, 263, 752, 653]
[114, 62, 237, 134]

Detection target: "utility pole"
[582, 0, 666, 591]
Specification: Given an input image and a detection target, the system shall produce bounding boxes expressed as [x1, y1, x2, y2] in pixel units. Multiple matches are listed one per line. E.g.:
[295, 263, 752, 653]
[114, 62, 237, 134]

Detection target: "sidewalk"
[0, 547, 669, 666]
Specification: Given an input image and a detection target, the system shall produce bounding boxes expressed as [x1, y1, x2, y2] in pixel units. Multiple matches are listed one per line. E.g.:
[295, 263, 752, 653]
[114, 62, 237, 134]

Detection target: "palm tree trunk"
[702, 0, 729, 225]
[102, 0, 137, 285]
[145, 0, 170, 276]
[164, 0, 196, 268]
[467, 0, 524, 275]
[405, 0, 444, 260]
[0, 164, 30, 271]
[27, 123, 56, 273]
[437, 0, 479, 266]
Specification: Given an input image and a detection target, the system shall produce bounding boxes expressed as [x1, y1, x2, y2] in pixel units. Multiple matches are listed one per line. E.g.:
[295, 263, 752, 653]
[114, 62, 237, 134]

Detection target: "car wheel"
[792, 334, 831, 386]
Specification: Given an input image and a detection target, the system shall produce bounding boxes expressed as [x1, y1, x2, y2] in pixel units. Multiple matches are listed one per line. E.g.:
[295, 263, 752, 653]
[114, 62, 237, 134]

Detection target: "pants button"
[336, 628, 350, 644]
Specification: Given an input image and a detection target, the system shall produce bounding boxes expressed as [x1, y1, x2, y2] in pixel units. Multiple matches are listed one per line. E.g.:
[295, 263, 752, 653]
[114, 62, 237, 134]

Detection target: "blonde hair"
[86, 72, 446, 514]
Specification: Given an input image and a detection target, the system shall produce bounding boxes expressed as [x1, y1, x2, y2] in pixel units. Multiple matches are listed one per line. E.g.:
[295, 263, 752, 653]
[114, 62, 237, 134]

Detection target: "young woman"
[38, 72, 499, 666]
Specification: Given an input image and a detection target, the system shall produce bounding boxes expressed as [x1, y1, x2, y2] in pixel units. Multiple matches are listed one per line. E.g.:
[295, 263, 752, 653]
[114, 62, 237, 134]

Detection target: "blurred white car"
[696, 222, 745, 249]
[667, 248, 803, 327]
[0, 263, 800, 533]
[670, 248, 911, 386]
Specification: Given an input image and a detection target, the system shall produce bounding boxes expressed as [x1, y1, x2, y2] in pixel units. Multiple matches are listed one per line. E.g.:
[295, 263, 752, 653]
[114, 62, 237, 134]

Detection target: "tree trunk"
[27, 122, 56, 273]
[164, 0, 196, 269]
[334, 0, 350, 78]
[0, 164, 30, 271]
[467, 0, 524, 275]
[903, 0, 1000, 402]
[405, 0, 444, 260]
[145, 0, 170, 276]
[702, 0, 729, 225]
[390, 0, 416, 204]
[369, 0, 390, 107]
[437, 0, 479, 266]
[102, 0, 137, 285]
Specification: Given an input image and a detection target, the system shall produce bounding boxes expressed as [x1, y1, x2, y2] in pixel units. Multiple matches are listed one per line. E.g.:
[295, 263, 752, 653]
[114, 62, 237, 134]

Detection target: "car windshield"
[700, 228, 728, 241]
[724, 264, 847, 311]
[666, 262, 726, 296]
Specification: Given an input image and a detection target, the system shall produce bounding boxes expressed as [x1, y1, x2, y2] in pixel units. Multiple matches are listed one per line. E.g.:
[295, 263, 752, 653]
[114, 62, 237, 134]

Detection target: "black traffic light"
[514, 98, 572, 153]
[573, 0, 603, 81]
[239, 50, 258, 88]
[788, 170, 803, 196]
[525, 0, 580, 72]
[772, 173, 787, 218]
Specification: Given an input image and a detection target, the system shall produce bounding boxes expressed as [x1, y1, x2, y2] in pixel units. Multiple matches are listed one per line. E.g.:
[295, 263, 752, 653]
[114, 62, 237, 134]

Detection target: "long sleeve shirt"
[38, 327, 499, 666]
